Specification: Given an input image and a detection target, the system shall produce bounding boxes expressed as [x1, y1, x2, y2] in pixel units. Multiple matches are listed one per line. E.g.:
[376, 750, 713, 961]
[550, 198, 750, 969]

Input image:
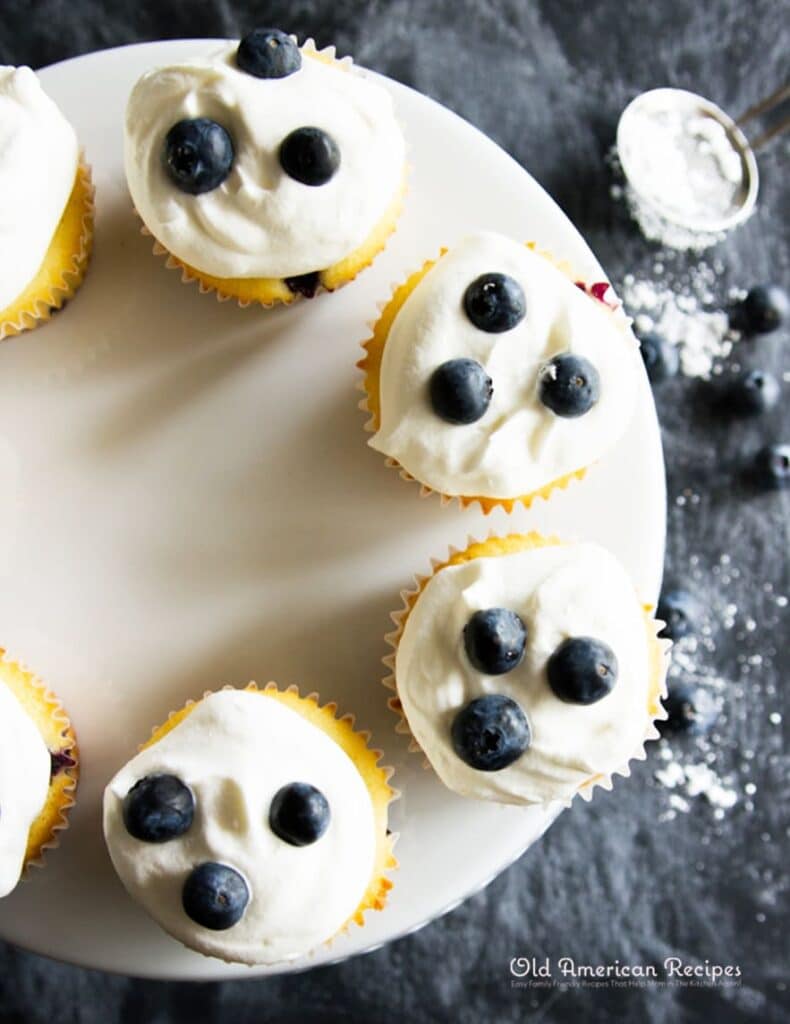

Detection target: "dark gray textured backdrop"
[0, 2, 788, 1022]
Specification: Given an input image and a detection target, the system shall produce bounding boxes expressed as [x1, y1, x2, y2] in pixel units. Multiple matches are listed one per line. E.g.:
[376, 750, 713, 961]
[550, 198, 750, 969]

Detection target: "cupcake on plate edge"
[360, 231, 640, 512]
[125, 29, 407, 307]
[385, 533, 668, 806]
[0, 66, 94, 340]
[0, 651, 79, 897]
[103, 683, 396, 965]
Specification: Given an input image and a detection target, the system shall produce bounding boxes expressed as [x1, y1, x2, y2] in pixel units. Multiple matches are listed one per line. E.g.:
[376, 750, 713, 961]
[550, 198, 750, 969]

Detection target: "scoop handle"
[737, 82, 790, 150]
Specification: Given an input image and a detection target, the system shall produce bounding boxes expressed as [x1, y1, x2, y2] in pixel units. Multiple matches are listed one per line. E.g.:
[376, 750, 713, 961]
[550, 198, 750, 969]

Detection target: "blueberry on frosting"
[429, 358, 492, 424]
[122, 773, 195, 843]
[463, 608, 527, 675]
[182, 862, 249, 930]
[279, 127, 340, 186]
[451, 694, 531, 771]
[463, 272, 526, 333]
[164, 118, 234, 195]
[547, 637, 618, 705]
[270, 782, 331, 847]
[236, 28, 302, 79]
[538, 353, 600, 418]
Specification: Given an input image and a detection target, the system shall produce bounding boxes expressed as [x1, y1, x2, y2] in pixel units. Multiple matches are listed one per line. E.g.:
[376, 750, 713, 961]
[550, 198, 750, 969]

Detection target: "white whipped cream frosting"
[124, 43, 405, 279]
[103, 690, 377, 965]
[396, 542, 654, 805]
[369, 233, 640, 498]
[0, 66, 79, 311]
[0, 681, 51, 897]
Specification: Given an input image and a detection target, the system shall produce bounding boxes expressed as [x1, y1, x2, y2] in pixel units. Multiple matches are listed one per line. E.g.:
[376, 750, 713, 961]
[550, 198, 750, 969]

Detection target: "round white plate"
[0, 41, 665, 979]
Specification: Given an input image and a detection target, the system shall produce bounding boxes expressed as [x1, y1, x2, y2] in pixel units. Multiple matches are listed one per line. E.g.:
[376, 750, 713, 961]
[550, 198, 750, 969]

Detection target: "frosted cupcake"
[0, 66, 94, 340]
[0, 652, 79, 896]
[387, 535, 668, 805]
[103, 685, 396, 965]
[360, 232, 640, 512]
[125, 29, 407, 306]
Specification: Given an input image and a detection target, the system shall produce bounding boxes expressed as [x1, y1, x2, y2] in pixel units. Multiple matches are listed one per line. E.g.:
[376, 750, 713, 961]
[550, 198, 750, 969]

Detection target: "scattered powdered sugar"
[652, 548, 788, 827]
[617, 259, 741, 379]
[656, 749, 738, 821]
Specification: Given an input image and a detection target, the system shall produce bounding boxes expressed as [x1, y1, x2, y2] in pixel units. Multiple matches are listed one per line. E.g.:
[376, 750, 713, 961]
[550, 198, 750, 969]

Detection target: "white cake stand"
[0, 40, 665, 979]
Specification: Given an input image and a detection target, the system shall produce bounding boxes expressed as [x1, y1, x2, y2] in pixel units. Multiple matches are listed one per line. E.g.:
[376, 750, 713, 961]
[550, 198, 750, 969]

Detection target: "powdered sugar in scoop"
[614, 89, 753, 250]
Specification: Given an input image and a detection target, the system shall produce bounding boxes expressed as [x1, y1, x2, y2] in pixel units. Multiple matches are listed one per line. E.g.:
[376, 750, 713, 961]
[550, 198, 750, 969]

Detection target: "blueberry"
[429, 358, 493, 424]
[182, 862, 249, 930]
[659, 681, 720, 737]
[284, 271, 321, 298]
[269, 782, 330, 846]
[736, 285, 789, 335]
[279, 127, 340, 186]
[451, 695, 530, 771]
[657, 589, 702, 641]
[122, 774, 194, 843]
[729, 369, 780, 415]
[50, 749, 76, 776]
[538, 353, 600, 417]
[546, 637, 618, 705]
[463, 273, 526, 333]
[753, 444, 790, 490]
[463, 608, 527, 676]
[236, 28, 302, 79]
[163, 119, 234, 195]
[638, 331, 679, 383]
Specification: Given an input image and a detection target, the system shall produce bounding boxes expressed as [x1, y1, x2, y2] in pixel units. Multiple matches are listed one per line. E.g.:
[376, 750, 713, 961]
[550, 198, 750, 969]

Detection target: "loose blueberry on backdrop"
[659, 681, 720, 737]
[463, 273, 526, 333]
[182, 862, 249, 930]
[753, 444, 790, 490]
[538, 353, 600, 417]
[451, 694, 531, 771]
[279, 127, 340, 186]
[429, 358, 493, 424]
[547, 637, 618, 705]
[657, 588, 702, 641]
[269, 782, 330, 847]
[638, 331, 679, 383]
[236, 28, 302, 78]
[164, 119, 234, 195]
[736, 284, 790, 334]
[729, 369, 780, 415]
[122, 773, 195, 843]
[463, 608, 527, 675]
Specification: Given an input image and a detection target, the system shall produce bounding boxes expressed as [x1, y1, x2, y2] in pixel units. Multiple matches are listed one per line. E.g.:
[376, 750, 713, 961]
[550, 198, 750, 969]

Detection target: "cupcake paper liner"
[358, 244, 633, 514]
[140, 39, 408, 309]
[0, 649, 79, 874]
[0, 159, 95, 341]
[142, 682, 398, 954]
[381, 533, 670, 805]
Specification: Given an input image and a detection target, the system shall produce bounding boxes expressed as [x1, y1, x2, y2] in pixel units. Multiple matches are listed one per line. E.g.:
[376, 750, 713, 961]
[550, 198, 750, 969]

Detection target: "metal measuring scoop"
[616, 83, 788, 235]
